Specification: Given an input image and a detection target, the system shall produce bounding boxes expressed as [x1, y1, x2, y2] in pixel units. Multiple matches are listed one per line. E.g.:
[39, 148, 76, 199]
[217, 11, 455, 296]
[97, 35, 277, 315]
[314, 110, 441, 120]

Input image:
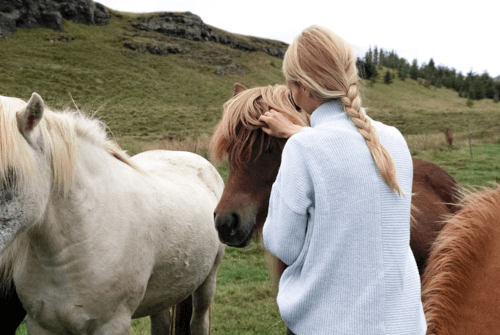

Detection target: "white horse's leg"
[150, 309, 171, 335]
[190, 245, 225, 335]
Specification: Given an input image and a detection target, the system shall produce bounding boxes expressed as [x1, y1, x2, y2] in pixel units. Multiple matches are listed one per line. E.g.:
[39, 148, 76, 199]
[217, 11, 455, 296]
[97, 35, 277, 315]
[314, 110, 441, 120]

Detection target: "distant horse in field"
[211, 83, 461, 282]
[0, 93, 225, 335]
[422, 185, 500, 335]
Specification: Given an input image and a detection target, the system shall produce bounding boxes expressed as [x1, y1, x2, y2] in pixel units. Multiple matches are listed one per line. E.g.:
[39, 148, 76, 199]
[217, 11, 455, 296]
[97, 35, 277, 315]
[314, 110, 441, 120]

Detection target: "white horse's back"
[129, 150, 225, 318]
[132, 150, 224, 203]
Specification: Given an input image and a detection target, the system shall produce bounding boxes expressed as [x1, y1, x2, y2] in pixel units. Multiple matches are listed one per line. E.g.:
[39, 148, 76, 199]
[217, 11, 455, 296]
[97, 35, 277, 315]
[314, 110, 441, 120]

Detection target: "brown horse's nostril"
[215, 211, 240, 238]
[229, 213, 239, 236]
[231, 213, 240, 233]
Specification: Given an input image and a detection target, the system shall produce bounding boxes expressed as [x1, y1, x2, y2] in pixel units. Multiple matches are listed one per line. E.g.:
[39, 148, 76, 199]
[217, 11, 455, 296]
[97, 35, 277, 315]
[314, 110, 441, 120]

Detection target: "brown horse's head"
[210, 84, 309, 247]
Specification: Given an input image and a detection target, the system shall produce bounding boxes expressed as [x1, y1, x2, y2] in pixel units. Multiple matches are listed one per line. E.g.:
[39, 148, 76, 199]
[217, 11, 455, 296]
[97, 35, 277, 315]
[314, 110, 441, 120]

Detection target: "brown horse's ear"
[234, 83, 247, 96]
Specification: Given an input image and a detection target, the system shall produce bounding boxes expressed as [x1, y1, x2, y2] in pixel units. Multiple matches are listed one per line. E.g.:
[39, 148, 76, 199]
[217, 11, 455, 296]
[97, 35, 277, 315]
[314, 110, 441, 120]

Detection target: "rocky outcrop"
[132, 12, 217, 43]
[0, 3, 287, 60]
[129, 12, 288, 58]
[0, 0, 110, 36]
[123, 40, 180, 56]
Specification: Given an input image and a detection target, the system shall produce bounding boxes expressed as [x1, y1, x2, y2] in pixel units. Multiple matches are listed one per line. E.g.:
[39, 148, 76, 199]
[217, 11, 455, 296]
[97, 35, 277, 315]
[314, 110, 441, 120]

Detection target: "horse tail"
[265, 251, 286, 295]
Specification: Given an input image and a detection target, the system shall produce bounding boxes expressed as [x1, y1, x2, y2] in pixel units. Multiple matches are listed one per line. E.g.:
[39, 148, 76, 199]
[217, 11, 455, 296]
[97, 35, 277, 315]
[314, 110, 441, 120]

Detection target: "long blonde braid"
[283, 26, 404, 195]
[342, 81, 403, 195]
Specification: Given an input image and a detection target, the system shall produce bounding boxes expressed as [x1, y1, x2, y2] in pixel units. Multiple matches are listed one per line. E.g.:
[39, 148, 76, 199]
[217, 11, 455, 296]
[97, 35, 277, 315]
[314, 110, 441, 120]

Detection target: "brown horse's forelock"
[422, 184, 500, 334]
[210, 85, 309, 167]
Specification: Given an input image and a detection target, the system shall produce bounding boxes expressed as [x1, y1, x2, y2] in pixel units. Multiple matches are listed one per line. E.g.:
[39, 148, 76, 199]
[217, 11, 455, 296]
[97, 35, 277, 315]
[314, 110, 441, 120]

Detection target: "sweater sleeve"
[263, 134, 314, 265]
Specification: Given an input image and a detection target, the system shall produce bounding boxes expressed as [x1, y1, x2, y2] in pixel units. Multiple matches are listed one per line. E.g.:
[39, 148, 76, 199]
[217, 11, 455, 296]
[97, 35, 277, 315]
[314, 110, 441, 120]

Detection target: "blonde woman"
[259, 26, 426, 335]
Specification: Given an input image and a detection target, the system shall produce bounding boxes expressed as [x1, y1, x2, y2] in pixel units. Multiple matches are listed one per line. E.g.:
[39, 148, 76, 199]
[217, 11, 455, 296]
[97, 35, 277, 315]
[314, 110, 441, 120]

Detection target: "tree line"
[356, 46, 500, 102]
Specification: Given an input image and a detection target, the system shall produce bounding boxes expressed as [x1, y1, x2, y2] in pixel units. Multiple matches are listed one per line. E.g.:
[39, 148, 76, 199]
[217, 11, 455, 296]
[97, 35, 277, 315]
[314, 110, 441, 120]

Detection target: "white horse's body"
[0, 93, 225, 334]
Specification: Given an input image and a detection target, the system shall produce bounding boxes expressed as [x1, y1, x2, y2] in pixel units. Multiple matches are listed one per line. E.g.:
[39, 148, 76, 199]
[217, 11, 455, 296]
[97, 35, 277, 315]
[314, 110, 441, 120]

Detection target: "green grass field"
[6, 9, 500, 335]
[14, 141, 500, 335]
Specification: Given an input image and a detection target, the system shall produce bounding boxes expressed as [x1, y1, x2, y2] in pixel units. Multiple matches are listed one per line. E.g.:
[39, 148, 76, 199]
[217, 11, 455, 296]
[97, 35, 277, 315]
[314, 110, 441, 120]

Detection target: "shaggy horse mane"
[210, 84, 310, 166]
[0, 95, 140, 197]
[0, 95, 141, 292]
[421, 184, 500, 334]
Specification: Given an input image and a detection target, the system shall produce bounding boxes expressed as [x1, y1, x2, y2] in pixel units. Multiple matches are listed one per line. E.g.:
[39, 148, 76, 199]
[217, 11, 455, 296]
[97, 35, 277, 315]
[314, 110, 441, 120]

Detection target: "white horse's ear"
[234, 83, 247, 96]
[17, 92, 44, 136]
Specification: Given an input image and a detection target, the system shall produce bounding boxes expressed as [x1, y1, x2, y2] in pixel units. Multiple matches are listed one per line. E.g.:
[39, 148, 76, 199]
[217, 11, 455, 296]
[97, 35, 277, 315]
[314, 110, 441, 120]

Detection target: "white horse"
[0, 93, 225, 335]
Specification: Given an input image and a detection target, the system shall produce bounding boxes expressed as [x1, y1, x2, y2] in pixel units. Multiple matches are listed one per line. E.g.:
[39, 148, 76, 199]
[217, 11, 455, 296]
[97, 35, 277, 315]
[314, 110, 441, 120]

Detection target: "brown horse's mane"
[421, 184, 500, 334]
[210, 84, 310, 166]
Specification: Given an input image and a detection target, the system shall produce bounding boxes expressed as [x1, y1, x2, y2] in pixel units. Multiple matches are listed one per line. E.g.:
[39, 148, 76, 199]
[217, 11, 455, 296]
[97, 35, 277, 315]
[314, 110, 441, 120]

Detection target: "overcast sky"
[96, 0, 499, 78]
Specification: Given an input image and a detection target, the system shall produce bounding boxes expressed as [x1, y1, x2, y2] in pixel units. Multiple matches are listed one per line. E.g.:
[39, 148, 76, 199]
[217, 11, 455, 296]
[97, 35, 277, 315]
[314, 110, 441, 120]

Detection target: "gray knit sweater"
[263, 100, 426, 335]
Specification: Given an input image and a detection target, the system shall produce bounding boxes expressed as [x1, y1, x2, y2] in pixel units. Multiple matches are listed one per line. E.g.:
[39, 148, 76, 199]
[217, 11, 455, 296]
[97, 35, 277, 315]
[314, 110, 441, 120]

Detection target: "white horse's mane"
[0, 95, 142, 290]
[0, 95, 140, 197]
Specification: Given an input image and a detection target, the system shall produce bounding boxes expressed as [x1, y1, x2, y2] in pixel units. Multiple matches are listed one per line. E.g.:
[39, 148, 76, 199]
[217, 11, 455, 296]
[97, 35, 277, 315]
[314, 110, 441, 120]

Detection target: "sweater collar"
[310, 100, 345, 127]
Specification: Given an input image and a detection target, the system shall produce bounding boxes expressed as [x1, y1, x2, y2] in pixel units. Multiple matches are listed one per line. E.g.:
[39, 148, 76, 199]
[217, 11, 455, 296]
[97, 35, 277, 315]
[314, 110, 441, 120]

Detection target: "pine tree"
[366, 47, 373, 64]
[442, 68, 456, 89]
[353, 46, 497, 100]
[379, 49, 386, 67]
[387, 50, 399, 69]
[356, 58, 367, 79]
[427, 58, 436, 73]
[364, 61, 378, 81]
[399, 64, 408, 81]
[455, 73, 465, 93]
[362, 49, 378, 81]
[384, 70, 393, 84]
[410, 59, 419, 80]
[480, 72, 495, 99]
[399, 69, 408, 81]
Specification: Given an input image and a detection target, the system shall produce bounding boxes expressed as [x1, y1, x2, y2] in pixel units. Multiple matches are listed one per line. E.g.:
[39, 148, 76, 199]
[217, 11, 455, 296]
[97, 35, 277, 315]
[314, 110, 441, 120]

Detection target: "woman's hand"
[259, 109, 303, 139]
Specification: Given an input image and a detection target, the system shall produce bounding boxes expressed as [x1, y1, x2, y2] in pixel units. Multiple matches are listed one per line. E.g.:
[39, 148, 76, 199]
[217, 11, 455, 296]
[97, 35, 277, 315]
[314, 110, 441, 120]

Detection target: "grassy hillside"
[5, 9, 500, 335]
[0, 13, 284, 140]
[1, 12, 499, 144]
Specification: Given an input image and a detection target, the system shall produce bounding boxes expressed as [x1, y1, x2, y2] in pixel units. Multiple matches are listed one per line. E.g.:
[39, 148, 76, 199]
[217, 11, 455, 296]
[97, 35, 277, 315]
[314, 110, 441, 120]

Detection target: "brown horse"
[421, 184, 500, 335]
[410, 158, 461, 275]
[211, 83, 461, 279]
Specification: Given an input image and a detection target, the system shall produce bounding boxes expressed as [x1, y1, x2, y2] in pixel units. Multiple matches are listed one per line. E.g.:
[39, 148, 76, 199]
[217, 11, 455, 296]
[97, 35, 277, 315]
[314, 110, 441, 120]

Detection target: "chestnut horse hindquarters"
[422, 185, 500, 335]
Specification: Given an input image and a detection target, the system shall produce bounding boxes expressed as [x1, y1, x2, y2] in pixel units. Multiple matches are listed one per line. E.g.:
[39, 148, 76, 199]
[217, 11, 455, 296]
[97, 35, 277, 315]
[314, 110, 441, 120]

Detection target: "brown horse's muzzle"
[214, 202, 258, 247]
